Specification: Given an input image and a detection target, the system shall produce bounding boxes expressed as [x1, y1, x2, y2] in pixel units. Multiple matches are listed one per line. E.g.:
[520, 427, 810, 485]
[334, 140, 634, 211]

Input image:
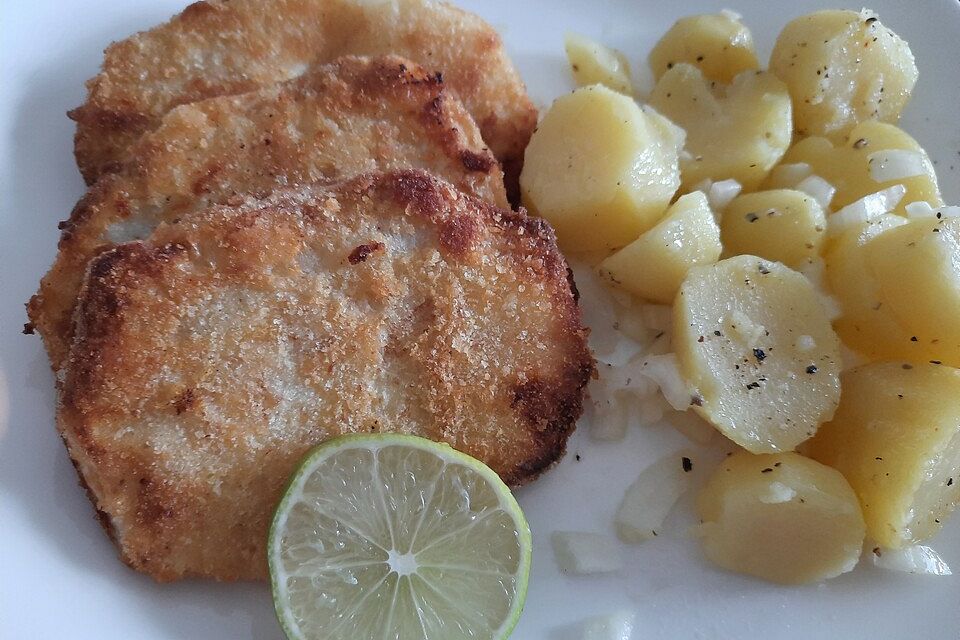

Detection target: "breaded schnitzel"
[59, 170, 593, 581]
[30, 55, 507, 369]
[69, 0, 538, 193]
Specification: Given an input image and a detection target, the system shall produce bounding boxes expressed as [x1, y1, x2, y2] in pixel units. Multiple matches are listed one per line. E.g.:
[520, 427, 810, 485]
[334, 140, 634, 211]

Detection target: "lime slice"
[268, 434, 532, 640]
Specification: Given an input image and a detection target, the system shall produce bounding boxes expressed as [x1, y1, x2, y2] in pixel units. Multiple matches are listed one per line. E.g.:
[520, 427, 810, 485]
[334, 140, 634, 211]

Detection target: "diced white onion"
[639, 304, 673, 333]
[595, 333, 645, 367]
[906, 201, 960, 220]
[938, 206, 960, 219]
[555, 611, 636, 640]
[588, 390, 633, 441]
[827, 185, 907, 238]
[707, 179, 742, 212]
[615, 452, 696, 542]
[904, 201, 936, 219]
[552, 532, 622, 574]
[637, 393, 670, 426]
[693, 178, 742, 219]
[795, 175, 836, 210]
[872, 544, 952, 576]
[868, 149, 928, 183]
[769, 162, 812, 188]
[638, 353, 695, 411]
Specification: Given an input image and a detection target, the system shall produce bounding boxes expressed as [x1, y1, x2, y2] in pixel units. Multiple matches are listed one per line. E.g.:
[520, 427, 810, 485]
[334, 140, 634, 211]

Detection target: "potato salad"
[527, 9, 960, 584]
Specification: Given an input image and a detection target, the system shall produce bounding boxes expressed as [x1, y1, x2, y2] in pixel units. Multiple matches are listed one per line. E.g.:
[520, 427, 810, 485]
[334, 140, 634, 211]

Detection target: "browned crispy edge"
[59, 172, 594, 579]
[67, 1, 538, 193]
[30, 55, 507, 372]
[381, 171, 594, 484]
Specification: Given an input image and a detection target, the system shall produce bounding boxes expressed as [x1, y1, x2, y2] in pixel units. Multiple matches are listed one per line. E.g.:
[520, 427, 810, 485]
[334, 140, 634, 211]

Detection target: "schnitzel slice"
[59, 170, 593, 581]
[29, 55, 506, 369]
[69, 0, 538, 192]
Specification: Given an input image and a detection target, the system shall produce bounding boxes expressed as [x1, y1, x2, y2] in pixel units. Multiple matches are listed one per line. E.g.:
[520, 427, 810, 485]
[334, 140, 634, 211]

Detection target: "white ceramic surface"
[1, 1, 958, 638]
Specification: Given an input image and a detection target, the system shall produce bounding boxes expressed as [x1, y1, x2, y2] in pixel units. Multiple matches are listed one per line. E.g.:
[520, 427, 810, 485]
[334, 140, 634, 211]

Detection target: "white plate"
[1, 1, 958, 638]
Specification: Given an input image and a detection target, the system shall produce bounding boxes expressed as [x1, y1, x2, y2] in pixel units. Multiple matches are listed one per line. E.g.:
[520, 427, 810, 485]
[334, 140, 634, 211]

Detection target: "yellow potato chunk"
[824, 215, 914, 360]
[764, 121, 942, 214]
[649, 64, 792, 191]
[721, 190, 826, 268]
[769, 10, 918, 137]
[674, 256, 841, 452]
[565, 33, 632, 95]
[698, 451, 865, 584]
[649, 12, 760, 84]
[864, 218, 960, 367]
[598, 192, 721, 303]
[521, 85, 682, 251]
[806, 362, 960, 549]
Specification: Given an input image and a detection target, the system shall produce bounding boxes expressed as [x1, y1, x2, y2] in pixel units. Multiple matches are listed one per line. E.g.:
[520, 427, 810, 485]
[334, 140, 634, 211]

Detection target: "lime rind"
[268, 433, 531, 640]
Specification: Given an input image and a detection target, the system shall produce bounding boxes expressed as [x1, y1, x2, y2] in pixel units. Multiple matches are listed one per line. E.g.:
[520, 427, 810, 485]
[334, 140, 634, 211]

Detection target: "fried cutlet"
[29, 55, 507, 369]
[69, 0, 538, 194]
[59, 170, 593, 581]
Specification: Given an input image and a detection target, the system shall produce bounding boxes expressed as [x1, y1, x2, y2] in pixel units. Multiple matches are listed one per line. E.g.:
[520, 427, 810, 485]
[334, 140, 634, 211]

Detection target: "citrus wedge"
[268, 434, 531, 640]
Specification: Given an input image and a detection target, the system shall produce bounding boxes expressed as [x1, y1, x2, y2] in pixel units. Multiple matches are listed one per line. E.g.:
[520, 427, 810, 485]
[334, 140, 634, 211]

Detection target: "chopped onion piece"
[639, 304, 673, 333]
[904, 201, 936, 219]
[638, 353, 696, 411]
[615, 452, 696, 542]
[906, 201, 960, 220]
[557, 611, 637, 640]
[693, 178, 741, 218]
[795, 175, 836, 210]
[772, 162, 812, 187]
[595, 333, 645, 367]
[872, 545, 952, 576]
[939, 206, 960, 219]
[868, 149, 928, 183]
[552, 532, 622, 574]
[827, 185, 906, 238]
[706, 179, 742, 213]
[571, 260, 641, 362]
[589, 390, 633, 441]
[637, 393, 670, 426]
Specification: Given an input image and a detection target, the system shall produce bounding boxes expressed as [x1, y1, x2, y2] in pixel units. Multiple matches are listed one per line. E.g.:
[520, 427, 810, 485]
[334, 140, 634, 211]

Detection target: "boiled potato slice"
[824, 214, 914, 359]
[649, 64, 792, 190]
[698, 451, 865, 585]
[521, 85, 683, 250]
[648, 12, 759, 84]
[598, 192, 721, 303]
[764, 121, 942, 214]
[721, 189, 826, 268]
[674, 256, 841, 452]
[864, 218, 960, 367]
[769, 9, 918, 137]
[806, 362, 960, 548]
[565, 33, 632, 94]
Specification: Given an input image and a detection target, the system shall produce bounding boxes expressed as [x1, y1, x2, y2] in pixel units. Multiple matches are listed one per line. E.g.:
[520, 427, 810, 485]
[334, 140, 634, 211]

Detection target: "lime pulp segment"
[268, 434, 531, 640]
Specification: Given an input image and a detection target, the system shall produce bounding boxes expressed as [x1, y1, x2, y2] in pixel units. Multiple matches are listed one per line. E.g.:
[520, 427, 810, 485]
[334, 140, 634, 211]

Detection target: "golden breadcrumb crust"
[30, 55, 506, 369]
[69, 0, 537, 194]
[59, 171, 594, 581]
